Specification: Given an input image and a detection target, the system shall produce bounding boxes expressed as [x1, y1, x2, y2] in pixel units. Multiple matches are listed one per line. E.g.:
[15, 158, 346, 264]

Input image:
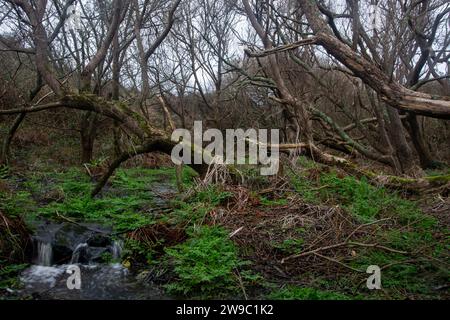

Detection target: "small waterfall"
[35, 241, 53, 266]
[110, 240, 124, 260]
[71, 243, 89, 264]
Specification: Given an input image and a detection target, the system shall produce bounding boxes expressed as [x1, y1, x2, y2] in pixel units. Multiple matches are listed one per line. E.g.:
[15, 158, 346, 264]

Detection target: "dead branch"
[244, 37, 318, 58]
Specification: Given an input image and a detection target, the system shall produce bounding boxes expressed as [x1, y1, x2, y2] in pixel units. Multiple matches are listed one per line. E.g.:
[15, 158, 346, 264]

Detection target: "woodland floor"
[0, 146, 449, 300]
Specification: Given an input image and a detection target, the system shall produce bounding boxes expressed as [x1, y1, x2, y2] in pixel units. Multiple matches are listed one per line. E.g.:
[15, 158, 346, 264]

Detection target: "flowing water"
[35, 241, 53, 267]
[21, 228, 166, 300]
[20, 263, 165, 300]
[110, 240, 123, 260]
[19, 183, 175, 300]
[70, 243, 89, 264]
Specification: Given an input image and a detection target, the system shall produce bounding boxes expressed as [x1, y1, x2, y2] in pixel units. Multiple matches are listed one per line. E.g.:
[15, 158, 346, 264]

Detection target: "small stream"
[19, 223, 166, 300]
[19, 182, 176, 300]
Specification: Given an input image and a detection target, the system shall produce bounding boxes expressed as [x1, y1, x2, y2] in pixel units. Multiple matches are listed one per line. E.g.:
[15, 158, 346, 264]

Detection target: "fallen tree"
[2, 0, 448, 197]
[258, 140, 450, 192]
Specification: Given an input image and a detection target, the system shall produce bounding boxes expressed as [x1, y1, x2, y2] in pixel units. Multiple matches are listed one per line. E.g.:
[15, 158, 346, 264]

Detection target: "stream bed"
[19, 221, 168, 300]
[17, 181, 177, 300]
[20, 263, 166, 299]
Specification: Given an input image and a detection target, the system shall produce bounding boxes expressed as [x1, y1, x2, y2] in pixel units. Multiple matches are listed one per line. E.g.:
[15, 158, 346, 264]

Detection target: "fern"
[165, 226, 244, 297]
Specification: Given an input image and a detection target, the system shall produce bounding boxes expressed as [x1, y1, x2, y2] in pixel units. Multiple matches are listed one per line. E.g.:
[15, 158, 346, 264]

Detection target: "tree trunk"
[80, 112, 97, 164]
[0, 113, 26, 165]
[385, 106, 415, 174]
[405, 113, 437, 169]
[0, 74, 43, 166]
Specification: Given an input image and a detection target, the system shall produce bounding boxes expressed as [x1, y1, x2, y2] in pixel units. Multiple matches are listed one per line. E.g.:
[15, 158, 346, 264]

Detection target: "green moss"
[260, 196, 288, 207]
[9, 167, 195, 232]
[426, 174, 450, 185]
[113, 166, 197, 191]
[290, 169, 434, 224]
[269, 286, 352, 300]
[124, 237, 159, 265]
[349, 225, 447, 299]
[297, 156, 320, 169]
[37, 193, 154, 232]
[0, 190, 36, 219]
[385, 230, 434, 251]
[191, 186, 233, 205]
[290, 175, 319, 204]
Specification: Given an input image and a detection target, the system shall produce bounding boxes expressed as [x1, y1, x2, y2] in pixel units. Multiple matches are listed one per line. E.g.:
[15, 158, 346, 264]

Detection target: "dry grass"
[127, 222, 187, 255]
[0, 210, 32, 264]
[215, 191, 366, 280]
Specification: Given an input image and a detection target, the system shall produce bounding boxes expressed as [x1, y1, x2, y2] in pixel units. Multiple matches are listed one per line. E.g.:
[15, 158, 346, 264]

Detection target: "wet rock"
[31, 221, 114, 265]
[52, 244, 72, 264]
[89, 247, 111, 263]
[53, 224, 91, 250]
[87, 234, 112, 247]
[71, 243, 89, 263]
[136, 270, 151, 283]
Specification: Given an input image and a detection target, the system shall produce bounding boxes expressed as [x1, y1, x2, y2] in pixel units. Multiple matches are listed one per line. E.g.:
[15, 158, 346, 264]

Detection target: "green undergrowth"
[271, 236, 305, 254]
[1, 158, 448, 300]
[0, 262, 28, 291]
[122, 238, 157, 265]
[348, 228, 449, 299]
[260, 196, 288, 207]
[3, 166, 197, 232]
[158, 158, 447, 299]
[154, 185, 262, 298]
[268, 286, 352, 300]
[290, 157, 433, 224]
[164, 225, 259, 298]
[263, 156, 448, 299]
[165, 185, 233, 226]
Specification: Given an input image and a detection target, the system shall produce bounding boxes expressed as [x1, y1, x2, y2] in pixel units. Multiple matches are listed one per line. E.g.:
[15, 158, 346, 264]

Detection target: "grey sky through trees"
[0, 0, 449, 176]
[1, 0, 447, 94]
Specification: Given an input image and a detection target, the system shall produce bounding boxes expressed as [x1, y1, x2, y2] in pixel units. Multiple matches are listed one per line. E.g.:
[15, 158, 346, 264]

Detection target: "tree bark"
[80, 112, 98, 164]
[405, 114, 437, 169]
[0, 113, 26, 166]
[385, 105, 415, 174]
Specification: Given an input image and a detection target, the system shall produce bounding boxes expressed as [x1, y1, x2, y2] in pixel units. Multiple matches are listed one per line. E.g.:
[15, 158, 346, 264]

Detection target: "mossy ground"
[0, 156, 448, 300]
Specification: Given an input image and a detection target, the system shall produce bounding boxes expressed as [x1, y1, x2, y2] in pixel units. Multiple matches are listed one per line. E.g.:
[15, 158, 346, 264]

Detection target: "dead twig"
[345, 218, 391, 241]
[55, 211, 109, 234]
[234, 269, 248, 300]
[313, 252, 364, 273]
[281, 240, 407, 263]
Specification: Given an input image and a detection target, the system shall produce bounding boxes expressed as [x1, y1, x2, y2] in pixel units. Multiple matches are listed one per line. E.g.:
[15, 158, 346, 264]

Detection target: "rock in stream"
[20, 221, 167, 300]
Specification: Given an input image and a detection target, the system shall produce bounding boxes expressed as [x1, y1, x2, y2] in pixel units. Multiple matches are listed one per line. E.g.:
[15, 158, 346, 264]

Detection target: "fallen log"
[267, 141, 450, 192]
